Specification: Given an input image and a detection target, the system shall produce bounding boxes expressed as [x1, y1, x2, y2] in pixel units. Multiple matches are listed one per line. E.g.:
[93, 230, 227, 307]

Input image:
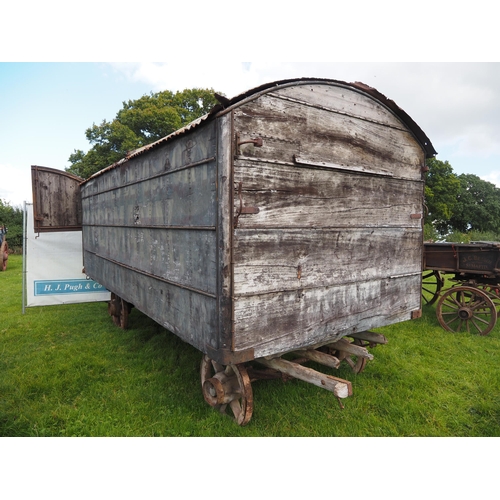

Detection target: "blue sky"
[1, 62, 500, 208]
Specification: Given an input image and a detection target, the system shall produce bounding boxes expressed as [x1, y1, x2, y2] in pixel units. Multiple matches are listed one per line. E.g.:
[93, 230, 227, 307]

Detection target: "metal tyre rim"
[422, 270, 443, 306]
[200, 355, 253, 426]
[436, 285, 497, 336]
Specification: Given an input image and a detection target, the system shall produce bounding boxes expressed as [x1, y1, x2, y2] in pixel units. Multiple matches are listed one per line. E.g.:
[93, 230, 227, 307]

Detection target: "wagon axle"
[199, 330, 387, 425]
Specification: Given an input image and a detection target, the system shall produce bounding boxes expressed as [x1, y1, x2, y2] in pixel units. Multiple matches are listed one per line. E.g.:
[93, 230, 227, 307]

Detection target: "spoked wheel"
[422, 270, 443, 305]
[477, 284, 500, 314]
[200, 355, 253, 426]
[436, 285, 497, 335]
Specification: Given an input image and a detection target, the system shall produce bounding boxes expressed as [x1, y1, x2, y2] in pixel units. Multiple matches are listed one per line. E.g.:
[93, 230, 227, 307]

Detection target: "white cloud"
[108, 63, 500, 163]
[481, 171, 500, 188]
[0, 163, 32, 207]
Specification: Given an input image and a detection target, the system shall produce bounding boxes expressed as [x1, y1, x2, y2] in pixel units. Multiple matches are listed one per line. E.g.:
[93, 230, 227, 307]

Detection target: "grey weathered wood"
[233, 92, 424, 182]
[233, 227, 422, 296]
[292, 349, 341, 369]
[257, 357, 352, 398]
[233, 274, 421, 358]
[233, 160, 423, 230]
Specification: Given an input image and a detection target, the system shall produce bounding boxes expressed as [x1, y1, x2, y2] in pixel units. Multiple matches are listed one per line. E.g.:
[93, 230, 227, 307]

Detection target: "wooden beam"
[256, 357, 353, 398]
[292, 349, 341, 369]
[327, 338, 374, 360]
[349, 331, 388, 345]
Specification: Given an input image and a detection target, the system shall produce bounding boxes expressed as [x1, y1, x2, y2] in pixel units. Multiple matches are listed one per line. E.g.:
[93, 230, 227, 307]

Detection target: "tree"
[424, 158, 461, 234]
[0, 199, 24, 249]
[449, 174, 500, 234]
[66, 88, 221, 179]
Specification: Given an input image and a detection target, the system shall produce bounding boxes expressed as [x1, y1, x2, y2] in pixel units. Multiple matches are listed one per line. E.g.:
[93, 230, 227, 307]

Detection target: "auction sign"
[24, 203, 110, 307]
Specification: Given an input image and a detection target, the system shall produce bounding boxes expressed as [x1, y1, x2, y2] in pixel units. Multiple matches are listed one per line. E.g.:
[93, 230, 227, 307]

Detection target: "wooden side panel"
[81, 121, 220, 352]
[31, 165, 83, 232]
[231, 83, 425, 359]
[82, 162, 216, 228]
[84, 252, 217, 353]
[83, 226, 217, 295]
[233, 274, 421, 357]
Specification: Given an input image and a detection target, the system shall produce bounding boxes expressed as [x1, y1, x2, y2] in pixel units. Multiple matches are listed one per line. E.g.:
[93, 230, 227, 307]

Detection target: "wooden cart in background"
[32, 78, 435, 424]
[423, 241, 500, 335]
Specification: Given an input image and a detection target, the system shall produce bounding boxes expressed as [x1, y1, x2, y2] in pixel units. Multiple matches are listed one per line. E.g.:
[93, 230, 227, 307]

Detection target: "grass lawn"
[1, 254, 499, 437]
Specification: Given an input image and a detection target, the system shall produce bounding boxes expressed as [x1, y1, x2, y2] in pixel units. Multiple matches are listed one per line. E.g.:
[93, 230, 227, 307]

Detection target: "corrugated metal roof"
[84, 77, 436, 182]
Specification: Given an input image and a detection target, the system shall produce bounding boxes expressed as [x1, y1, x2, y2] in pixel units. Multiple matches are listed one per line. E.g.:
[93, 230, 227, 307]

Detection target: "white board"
[24, 203, 110, 307]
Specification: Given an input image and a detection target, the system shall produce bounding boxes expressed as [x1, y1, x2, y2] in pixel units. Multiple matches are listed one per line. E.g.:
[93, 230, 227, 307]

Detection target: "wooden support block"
[349, 330, 388, 345]
[256, 357, 353, 398]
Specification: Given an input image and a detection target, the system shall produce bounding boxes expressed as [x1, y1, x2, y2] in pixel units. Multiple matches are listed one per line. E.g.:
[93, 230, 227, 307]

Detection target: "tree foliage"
[0, 199, 24, 249]
[449, 174, 500, 234]
[424, 158, 460, 233]
[66, 88, 221, 179]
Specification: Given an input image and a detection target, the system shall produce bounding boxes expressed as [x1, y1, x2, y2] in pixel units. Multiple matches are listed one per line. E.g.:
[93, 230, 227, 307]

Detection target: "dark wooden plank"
[82, 160, 217, 228]
[31, 166, 83, 232]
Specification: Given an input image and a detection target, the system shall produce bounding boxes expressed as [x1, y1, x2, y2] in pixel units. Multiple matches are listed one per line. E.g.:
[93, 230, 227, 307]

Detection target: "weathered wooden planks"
[233, 160, 423, 230]
[81, 122, 220, 353]
[31, 166, 83, 232]
[84, 251, 217, 353]
[233, 90, 424, 181]
[233, 227, 422, 296]
[233, 274, 422, 358]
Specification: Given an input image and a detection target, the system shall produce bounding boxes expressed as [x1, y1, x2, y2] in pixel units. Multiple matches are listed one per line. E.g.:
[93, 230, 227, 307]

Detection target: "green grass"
[1, 254, 499, 436]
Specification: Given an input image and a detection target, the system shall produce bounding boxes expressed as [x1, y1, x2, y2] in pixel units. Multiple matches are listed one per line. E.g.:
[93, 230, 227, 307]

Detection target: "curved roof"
[86, 77, 436, 181]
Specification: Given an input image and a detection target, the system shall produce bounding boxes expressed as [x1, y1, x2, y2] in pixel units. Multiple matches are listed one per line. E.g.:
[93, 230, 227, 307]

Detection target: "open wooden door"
[31, 165, 84, 232]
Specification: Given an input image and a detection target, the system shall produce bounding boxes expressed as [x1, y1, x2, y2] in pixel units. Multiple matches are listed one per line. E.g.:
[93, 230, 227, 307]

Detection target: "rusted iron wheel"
[436, 285, 497, 336]
[108, 293, 131, 329]
[422, 270, 443, 306]
[200, 355, 253, 426]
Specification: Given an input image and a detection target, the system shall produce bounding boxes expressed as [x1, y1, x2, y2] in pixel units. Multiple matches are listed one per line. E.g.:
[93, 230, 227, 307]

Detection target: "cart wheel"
[436, 285, 497, 336]
[118, 298, 132, 329]
[422, 270, 443, 305]
[108, 294, 131, 329]
[200, 355, 253, 426]
[477, 285, 500, 314]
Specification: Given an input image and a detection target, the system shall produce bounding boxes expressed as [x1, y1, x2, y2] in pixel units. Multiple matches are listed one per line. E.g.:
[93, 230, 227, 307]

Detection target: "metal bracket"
[236, 132, 263, 156]
[234, 182, 260, 228]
